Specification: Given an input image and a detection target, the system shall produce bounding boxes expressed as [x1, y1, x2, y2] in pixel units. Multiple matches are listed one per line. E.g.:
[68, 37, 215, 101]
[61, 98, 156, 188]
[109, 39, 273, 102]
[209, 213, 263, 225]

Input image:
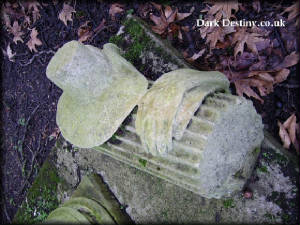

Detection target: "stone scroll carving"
[46, 41, 148, 148]
[135, 69, 230, 155]
[47, 42, 264, 198]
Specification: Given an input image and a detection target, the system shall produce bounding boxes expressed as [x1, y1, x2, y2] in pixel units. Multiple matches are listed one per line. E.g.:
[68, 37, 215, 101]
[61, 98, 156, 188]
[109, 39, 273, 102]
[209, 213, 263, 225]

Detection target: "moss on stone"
[13, 159, 60, 223]
[109, 35, 123, 47]
[108, 16, 181, 69]
[223, 199, 235, 209]
[138, 158, 147, 167]
[258, 165, 269, 173]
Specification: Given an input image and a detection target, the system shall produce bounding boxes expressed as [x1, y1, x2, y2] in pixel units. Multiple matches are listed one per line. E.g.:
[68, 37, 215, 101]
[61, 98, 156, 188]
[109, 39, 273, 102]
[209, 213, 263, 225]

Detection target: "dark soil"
[0, 1, 299, 224]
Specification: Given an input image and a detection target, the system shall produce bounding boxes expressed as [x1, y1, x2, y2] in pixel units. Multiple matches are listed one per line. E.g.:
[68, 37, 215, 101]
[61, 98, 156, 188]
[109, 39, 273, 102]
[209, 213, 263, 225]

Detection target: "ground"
[0, 1, 299, 223]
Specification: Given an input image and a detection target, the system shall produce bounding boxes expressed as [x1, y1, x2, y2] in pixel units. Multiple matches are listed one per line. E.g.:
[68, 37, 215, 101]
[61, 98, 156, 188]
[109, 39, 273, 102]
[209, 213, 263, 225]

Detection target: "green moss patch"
[223, 199, 235, 209]
[109, 17, 153, 65]
[13, 159, 60, 223]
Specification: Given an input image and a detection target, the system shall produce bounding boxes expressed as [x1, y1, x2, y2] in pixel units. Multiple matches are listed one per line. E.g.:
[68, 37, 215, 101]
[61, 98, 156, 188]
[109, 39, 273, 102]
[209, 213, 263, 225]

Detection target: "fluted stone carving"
[135, 69, 230, 155]
[46, 41, 148, 148]
[46, 41, 263, 198]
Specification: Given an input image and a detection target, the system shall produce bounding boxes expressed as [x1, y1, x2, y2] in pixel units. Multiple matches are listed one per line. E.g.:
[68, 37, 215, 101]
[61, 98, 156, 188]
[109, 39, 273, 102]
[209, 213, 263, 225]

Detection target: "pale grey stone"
[46, 41, 148, 148]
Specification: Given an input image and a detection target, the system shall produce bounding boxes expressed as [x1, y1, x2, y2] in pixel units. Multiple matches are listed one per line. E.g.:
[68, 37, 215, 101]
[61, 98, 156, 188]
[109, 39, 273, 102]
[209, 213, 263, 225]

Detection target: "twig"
[90, 19, 106, 41]
[18, 104, 40, 163]
[277, 83, 300, 88]
[2, 202, 11, 223]
[20, 104, 40, 143]
[18, 50, 55, 67]
[274, 27, 287, 56]
[20, 135, 42, 193]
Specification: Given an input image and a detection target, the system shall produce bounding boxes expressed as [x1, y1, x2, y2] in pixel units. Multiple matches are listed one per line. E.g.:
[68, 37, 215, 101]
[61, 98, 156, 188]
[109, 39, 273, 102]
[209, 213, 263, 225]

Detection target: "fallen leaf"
[8, 21, 24, 44]
[150, 2, 162, 11]
[109, 3, 124, 20]
[202, 0, 239, 20]
[281, 2, 299, 22]
[150, 5, 192, 37]
[2, 2, 25, 21]
[232, 28, 266, 58]
[93, 18, 106, 34]
[58, 3, 75, 26]
[278, 114, 299, 152]
[138, 3, 153, 18]
[27, 1, 42, 23]
[3, 44, 16, 62]
[49, 127, 61, 140]
[274, 68, 290, 84]
[78, 19, 106, 43]
[278, 121, 291, 148]
[234, 78, 264, 103]
[150, 13, 168, 34]
[176, 6, 194, 21]
[1, 11, 11, 28]
[230, 52, 257, 70]
[78, 21, 92, 42]
[185, 49, 206, 62]
[26, 28, 42, 52]
[274, 51, 299, 71]
[202, 25, 235, 49]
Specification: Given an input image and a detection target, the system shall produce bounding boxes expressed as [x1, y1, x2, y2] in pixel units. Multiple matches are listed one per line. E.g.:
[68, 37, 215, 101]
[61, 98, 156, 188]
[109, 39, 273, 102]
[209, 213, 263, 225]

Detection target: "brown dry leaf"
[78, 19, 106, 43]
[109, 3, 124, 20]
[232, 70, 275, 103]
[27, 1, 42, 23]
[26, 28, 42, 52]
[150, 4, 192, 36]
[2, 2, 25, 21]
[278, 114, 299, 152]
[78, 21, 92, 43]
[176, 6, 194, 21]
[1, 10, 11, 28]
[274, 68, 290, 84]
[150, 12, 168, 34]
[233, 68, 292, 103]
[201, 25, 235, 49]
[58, 3, 75, 26]
[185, 49, 206, 62]
[93, 18, 106, 34]
[281, 2, 299, 23]
[138, 3, 153, 18]
[278, 121, 291, 149]
[203, 0, 239, 20]
[49, 127, 61, 140]
[232, 28, 266, 58]
[274, 51, 299, 71]
[9, 21, 24, 44]
[234, 78, 264, 103]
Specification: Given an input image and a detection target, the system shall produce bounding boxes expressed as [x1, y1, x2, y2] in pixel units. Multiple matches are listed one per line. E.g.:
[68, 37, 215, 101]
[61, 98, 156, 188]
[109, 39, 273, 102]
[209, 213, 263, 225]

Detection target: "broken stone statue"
[46, 41, 148, 148]
[46, 40, 264, 199]
[45, 174, 132, 224]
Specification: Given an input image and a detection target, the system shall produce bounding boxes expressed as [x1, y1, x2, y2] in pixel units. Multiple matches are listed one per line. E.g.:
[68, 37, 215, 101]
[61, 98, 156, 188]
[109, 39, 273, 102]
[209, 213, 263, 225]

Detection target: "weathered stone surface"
[46, 41, 148, 148]
[95, 92, 263, 198]
[15, 15, 299, 224]
[51, 135, 298, 223]
[136, 69, 230, 155]
[44, 174, 132, 224]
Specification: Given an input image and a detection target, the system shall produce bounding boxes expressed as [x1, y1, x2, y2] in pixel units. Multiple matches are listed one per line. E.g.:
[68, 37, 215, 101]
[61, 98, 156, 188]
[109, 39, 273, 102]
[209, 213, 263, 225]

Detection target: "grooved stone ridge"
[96, 91, 264, 198]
